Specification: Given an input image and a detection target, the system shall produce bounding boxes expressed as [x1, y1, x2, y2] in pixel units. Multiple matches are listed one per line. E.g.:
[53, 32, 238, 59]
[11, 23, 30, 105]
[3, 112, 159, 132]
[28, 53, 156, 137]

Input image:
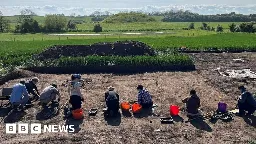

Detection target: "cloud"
[0, 4, 256, 16]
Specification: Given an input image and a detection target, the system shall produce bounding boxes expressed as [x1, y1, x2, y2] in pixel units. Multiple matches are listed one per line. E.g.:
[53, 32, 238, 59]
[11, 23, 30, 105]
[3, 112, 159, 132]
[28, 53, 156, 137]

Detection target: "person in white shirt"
[68, 74, 84, 110]
[39, 84, 60, 108]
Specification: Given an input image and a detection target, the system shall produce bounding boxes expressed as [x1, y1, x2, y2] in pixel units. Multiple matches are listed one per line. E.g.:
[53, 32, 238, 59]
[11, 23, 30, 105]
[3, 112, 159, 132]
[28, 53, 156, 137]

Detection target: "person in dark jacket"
[105, 86, 120, 116]
[25, 77, 40, 101]
[24, 77, 40, 106]
[182, 90, 201, 118]
[237, 86, 256, 116]
[137, 85, 153, 108]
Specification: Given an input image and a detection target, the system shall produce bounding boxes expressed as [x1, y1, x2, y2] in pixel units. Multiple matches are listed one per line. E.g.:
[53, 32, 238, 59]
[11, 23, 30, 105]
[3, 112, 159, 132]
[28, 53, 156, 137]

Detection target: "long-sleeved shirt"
[138, 89, 152, 105]
[68, 81, 82, 96]
[39, 86, 59, 101]
[238, 91, 256, 107]
[10, 83, 29, 103]
[105, 90, 119, 102]
[25, 81, 39, 96]
[182, 94, 201, 114]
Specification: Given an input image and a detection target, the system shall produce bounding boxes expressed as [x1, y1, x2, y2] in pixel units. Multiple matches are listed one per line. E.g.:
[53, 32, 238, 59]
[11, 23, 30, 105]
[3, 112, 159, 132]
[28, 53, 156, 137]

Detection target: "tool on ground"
[160, 117, 174, 124]
[89, 108, 98, 116]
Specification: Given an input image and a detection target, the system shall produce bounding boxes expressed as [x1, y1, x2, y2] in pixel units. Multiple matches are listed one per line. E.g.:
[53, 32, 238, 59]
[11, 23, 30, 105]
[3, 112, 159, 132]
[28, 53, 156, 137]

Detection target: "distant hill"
[103, 12, 156, 23]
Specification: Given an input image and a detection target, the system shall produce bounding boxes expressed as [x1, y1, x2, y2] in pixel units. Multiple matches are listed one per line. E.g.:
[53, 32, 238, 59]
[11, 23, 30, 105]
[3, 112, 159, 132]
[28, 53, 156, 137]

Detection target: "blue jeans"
[12, 96, 29, 107]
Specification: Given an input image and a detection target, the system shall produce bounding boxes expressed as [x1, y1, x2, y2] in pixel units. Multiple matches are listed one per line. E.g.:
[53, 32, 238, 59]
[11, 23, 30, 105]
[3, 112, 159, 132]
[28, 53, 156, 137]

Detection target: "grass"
[76, 22, 241, 32]
[0, 32, 256, 68]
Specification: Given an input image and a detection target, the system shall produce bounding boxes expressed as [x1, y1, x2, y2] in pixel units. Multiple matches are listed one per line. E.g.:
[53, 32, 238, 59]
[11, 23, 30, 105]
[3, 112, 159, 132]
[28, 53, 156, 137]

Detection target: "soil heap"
[36, 41, 156, 60]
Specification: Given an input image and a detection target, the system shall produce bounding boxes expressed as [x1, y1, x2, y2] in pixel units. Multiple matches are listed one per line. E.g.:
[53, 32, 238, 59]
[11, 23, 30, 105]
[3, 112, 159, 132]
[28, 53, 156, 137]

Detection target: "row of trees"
[0, 11, 10, 32]
[160, 10, 256, 22]
[229, 22, 256, 33]
[1, 9, 79, 33]
[188, 22, 223, 32]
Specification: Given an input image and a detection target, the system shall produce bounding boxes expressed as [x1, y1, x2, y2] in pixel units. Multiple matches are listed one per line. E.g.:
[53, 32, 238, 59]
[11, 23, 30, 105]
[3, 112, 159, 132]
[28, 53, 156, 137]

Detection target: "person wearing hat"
[137, 85, 153, 108]
[68, 74, 84, 110]
[39, 84, 60, 108]
[25, 77, 40, 101]
[237, 86, 256, 116]
[105, 86, 120, 116]
[10, 80, 30, 111]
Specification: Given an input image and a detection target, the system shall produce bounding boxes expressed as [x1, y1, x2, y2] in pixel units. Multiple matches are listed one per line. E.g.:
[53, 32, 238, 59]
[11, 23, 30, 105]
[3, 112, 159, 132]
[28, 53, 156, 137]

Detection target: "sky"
[1, 0, 256, 8]
[1, 0, 256, 16]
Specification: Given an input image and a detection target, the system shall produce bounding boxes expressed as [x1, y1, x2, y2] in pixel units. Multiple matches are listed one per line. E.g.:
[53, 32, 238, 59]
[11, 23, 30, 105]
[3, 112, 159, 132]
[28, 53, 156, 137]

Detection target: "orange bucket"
[121, 102, 131, 111]
[72, 109, 84, 119]
[170, 105, 179, 116]
[132, 103, 142, 113]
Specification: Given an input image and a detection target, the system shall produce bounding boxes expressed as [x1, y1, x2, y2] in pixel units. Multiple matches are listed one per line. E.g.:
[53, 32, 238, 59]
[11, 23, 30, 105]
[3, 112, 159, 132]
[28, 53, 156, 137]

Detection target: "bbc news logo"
[6, 123, 75, 134]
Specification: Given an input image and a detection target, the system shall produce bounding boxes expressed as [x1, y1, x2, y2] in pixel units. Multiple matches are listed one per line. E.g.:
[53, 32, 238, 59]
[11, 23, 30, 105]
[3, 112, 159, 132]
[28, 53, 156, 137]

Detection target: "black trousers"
[106, 99, 119, 114]
[69, 95, 82, 110]
[141, 102, 153, 109]
[238, 102, 256, 115]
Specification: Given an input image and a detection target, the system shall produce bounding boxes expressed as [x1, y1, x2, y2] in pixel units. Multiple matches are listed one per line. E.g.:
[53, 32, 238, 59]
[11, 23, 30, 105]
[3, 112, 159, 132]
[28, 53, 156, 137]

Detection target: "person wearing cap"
[237, 86, 256, 116]
[137, 85, 153, 108]
[182, 90, 201, 118]
[105, 86, 120, 116]
[68, 74, 84, 110]
[39, 84, 60, 108]
[25, 77, 40, 101]
[10, 80, 29, 111]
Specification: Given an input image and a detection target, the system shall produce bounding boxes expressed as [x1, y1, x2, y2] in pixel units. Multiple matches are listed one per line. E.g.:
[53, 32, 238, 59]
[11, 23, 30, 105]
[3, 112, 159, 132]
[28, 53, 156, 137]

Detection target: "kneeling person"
[182, 90, 201, 118]
[10, 80, 30, 111]
[39, 84, 60, 107]
[137, 85, 153, 108]
[105, 86, 120, 116]
[237, 86, 256, 116]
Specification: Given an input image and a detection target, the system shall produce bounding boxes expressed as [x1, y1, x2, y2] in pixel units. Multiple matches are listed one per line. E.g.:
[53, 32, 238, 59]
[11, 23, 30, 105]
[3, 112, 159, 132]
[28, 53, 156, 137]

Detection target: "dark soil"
[35, 41, 156, 60]
[0, 69, 36, 85]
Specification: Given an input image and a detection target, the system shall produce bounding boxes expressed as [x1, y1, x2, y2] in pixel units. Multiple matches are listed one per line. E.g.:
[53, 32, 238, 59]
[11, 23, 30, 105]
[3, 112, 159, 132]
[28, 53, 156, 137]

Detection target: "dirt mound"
[36, 41, 156, 60]
[0, 69, 36, 85]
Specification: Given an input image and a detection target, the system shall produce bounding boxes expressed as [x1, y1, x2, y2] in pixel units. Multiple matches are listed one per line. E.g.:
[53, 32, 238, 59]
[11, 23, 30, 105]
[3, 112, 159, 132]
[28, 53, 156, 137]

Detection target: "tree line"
[0, 9, 256, 33]
[187, 22, 256, 33]
[149, 10, 256, 22]
[0, 9, 102, 33]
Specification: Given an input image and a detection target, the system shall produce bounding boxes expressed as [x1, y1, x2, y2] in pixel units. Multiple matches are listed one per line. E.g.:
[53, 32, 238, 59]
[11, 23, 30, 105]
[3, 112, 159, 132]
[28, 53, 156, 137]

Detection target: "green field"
[5, 15, 242, 32]
[0, 16, 256, 76]
[1, 32, 256, 69]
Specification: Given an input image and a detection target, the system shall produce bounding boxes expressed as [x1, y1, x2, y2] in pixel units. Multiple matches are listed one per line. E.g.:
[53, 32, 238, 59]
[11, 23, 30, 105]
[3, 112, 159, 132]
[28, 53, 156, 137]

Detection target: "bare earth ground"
[0, 53, 256, 144]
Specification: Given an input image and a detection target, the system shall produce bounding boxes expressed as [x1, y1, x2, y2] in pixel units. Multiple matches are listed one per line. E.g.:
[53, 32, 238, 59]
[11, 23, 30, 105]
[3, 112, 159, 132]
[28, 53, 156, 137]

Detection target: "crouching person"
[25, 77, 40, 101]
[237, 86, 256, 116]
[182, 90, 201, 119]
[10, 80, 29, 111]
[39, 84, 60, 108]
[68, 74, 84, 110]
[105, 86, 120, 116]
[137, 85, 153, 108]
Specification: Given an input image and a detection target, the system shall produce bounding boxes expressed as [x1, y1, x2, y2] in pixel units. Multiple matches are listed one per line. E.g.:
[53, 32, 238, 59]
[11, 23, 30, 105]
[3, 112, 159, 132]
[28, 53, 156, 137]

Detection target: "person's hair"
[20, 80, 25, 85]
[32, 77, 39, 83]
[51, 83, 57, 88]
[137, 85, 143, 90]
[71, 74, 81, 81]
[108, 86, 115, 91]
[190, 89, 196, 95]
[238, 85, 246, 90]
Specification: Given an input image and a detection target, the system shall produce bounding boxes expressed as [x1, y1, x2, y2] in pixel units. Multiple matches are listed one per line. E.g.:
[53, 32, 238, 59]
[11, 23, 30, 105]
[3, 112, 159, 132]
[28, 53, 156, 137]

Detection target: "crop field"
[0, 16, 256, 143]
